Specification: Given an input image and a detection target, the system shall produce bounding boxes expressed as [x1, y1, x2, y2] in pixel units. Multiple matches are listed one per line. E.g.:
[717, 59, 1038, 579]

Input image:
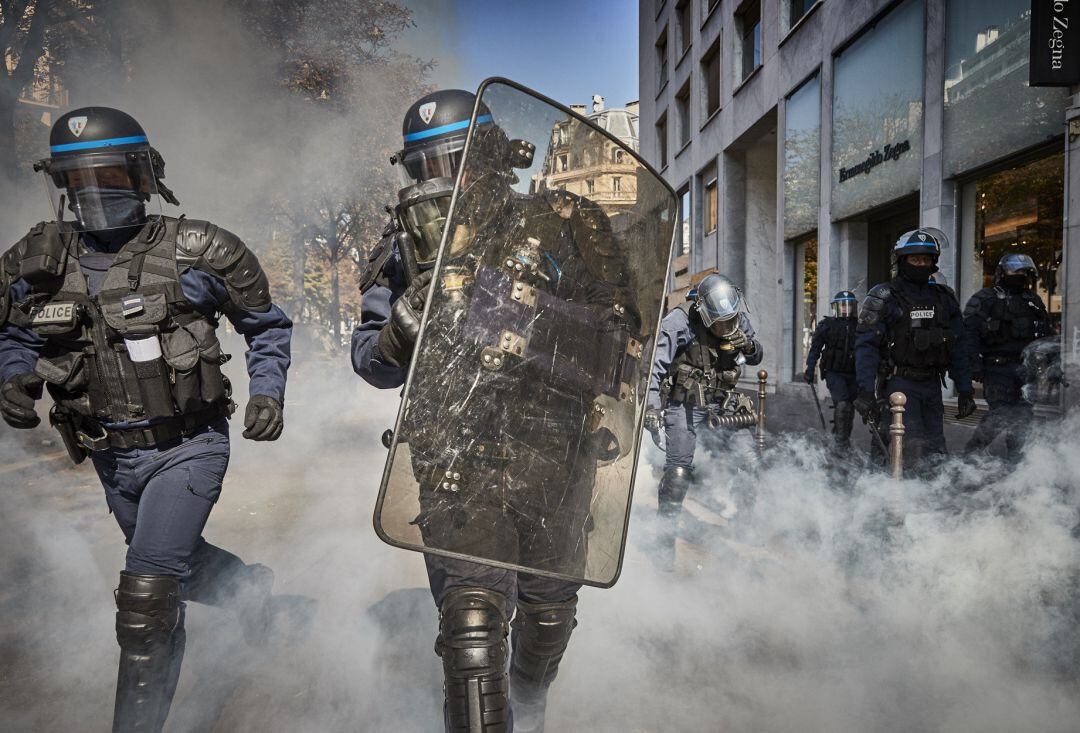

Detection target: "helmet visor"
[696, 277, 742, 327]
[833, 300, 856, 318]
[39, 148, 160, 231]
[394, 137, 467, 187]
[398, 178, 454, 265]
[999, 253, 1037, 276]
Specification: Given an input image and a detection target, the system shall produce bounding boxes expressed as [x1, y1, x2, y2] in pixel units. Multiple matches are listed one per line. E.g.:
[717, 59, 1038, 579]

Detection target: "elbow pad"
[176, 219, 272, 312]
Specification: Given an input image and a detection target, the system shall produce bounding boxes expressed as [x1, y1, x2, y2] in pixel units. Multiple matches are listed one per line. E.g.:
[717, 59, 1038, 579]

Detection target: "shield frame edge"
[371, 76, 679, 588]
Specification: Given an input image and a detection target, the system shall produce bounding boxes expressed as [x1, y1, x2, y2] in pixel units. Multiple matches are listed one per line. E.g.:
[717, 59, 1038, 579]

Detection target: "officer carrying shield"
[853, 228, 974, 464]
[960, 253, 1052, 456]
[644, 273, 763, 568]
[353, 89, 594, 733]
[804, 291, 859, 446]
[0, 107, 291, 732]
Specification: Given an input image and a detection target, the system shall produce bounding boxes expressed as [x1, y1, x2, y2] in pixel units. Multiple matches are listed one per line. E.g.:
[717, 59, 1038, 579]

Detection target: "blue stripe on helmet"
[403, 114, 493, 143]
[832, 295, 857, 302]
[50, 135, 149, 153]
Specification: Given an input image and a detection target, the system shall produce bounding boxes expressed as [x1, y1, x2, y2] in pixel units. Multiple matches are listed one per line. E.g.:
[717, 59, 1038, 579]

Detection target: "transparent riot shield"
[374, 79, 677, 587]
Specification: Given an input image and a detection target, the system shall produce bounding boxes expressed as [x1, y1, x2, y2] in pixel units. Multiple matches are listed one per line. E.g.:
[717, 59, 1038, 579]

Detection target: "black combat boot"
[508, 596, 578, 733]
[656, 466, 693, 571]
[437, 587, 511, 732]
[112, 572, 186, 733]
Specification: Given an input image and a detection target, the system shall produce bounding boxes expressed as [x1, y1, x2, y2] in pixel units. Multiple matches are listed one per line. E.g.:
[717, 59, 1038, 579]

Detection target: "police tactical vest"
[665, 304, 742, 405]
[973, 287, 1048, 351]
[10, 218, 229, 423]
[887, 279, 955, 370]
[820, 317, 856, 374]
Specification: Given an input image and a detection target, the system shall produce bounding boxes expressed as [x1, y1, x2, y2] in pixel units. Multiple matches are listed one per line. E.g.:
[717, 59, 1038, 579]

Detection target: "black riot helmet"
[893, 227, 945, 264]
[691, 273, 743, 338]
[391, 90, 491, 269]
[392, 89, 534, 269]
[34, 107, 179, 232]
[831, 290, 857, 319]
[995, 253, 1038, 292]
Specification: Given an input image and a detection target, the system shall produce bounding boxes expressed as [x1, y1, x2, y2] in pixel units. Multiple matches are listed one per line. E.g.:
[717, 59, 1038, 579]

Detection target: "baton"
[808, 380, 828, 431]
[864, 413, 890, 456]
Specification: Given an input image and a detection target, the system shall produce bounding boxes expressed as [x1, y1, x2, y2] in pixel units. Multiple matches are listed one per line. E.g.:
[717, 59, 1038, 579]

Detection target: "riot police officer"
[853, 228, 974, 463]
[961, 253, 1052, 456]
[644, 273, 763, 567]
[352, 89, 584, 733]
[804, 291, 859, 445]
[0, 107, 291, 732]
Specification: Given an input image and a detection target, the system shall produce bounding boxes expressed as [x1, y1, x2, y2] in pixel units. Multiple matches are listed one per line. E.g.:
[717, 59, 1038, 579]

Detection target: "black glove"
[956, 391, 976, 420]
[727, 329, 751, 353]
[377, 269, 433, 367]
[0, 373, 43, 429]
[643, 408, 663, 449]
[803, 368, 815, 384]
[853, 391, 880, 421]
[243, 395, 284, 441]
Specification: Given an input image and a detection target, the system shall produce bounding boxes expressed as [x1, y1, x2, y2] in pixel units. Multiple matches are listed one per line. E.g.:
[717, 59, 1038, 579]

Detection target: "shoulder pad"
[933, 282, 958, 301]
[858, 287, 889, 327]
[176, 219, 271, 312]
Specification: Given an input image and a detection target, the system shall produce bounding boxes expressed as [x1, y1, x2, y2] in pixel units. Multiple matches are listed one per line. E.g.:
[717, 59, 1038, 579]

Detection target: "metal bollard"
[756, 370, 768, 456]
[889, 392, 906, 479]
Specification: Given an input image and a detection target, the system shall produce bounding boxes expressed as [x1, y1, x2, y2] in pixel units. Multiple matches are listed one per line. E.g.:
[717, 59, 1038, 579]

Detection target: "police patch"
[30, 302, 76, 326]
[68, 116, 87, 138]
[910, 308, 935, 320]
[418, 102, 437, 125]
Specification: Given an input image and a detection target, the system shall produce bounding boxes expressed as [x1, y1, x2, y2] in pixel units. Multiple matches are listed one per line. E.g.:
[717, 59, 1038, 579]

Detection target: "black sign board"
[1030, 0, 1080, 87]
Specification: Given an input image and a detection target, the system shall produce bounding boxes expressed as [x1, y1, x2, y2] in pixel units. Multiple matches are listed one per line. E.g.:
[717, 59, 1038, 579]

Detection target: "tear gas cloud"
[1, 2, 1079, 731]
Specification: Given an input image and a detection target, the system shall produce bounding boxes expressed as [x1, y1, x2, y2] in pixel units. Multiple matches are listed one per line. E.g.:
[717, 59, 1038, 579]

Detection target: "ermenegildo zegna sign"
[1031, 0, 1080, 86]
[838, 139, 911, 183]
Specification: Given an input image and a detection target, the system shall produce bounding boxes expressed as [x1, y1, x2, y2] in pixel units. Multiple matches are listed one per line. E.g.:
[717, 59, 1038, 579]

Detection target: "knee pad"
[114, 572, 182, 651]
[658, 466, 693, 516]
[510, 596, 578, 691]
[437, 587, 510, 732]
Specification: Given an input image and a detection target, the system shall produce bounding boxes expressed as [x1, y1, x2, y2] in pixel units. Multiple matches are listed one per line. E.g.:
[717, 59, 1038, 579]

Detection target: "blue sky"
[399, 0, 640, 111]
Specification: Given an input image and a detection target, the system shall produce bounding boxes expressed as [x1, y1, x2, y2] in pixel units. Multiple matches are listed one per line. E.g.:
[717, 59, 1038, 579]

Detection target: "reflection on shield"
[374, 79, 677, 587]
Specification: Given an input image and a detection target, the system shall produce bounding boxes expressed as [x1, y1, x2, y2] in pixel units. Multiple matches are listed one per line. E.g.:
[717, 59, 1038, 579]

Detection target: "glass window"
[657, 115, 668, 168]
[558, 154, 568, 172]
[784, 73, 820, 240]
[971, 153, 1064, 329]
[678, 0, 693, 54]
[831, 0, 924, 220]
[705, 176, 718, 234]
[789, 0, 815, 29]
[613, 176, 622, 193]
[739, 0, 762, 81]
[703, 38, 722, 117]
[676, 82, 691, 147]
[944, 0, 1069, 176]
[657, 30, 669, 89]
[799, 235, 819, 375]
[679, 188, 691, 256]
[586, 179, 595, 194]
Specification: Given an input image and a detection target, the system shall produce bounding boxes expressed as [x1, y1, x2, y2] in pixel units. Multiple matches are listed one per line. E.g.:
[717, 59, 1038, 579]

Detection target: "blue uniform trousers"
[883, 376, 946, 458]
[90, 419, 242, 598]
[824, 372, 858, 404]
[967, 363, 1031, 456]
[662, 403, 714, 471]
[424, 555, 580, 618]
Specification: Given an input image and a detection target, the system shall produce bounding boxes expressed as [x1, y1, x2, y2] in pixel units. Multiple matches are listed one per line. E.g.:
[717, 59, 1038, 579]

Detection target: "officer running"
[960, 253, 1052, 457]
[0, 107, 291, 732]
[804, 291, 859, 446]
[853, 228, 974, 465]
[352, 89, 585, 733]
[644, 273, 763, 568]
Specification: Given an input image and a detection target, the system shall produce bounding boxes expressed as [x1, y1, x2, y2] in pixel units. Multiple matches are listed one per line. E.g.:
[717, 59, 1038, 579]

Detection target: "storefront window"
[784, 73, 819, 240]
[970, 153, 1064, 330]
[831, 0, 924, 221]
[679, 187, 691, 256]
[799, 235, 818, 378]
[943, 0, 1069, 177]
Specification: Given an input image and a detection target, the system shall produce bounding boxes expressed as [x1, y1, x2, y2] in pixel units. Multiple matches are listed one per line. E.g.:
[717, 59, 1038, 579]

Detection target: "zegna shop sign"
[1031, 0, 1079, 86]
[838, 139, 911, 184]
